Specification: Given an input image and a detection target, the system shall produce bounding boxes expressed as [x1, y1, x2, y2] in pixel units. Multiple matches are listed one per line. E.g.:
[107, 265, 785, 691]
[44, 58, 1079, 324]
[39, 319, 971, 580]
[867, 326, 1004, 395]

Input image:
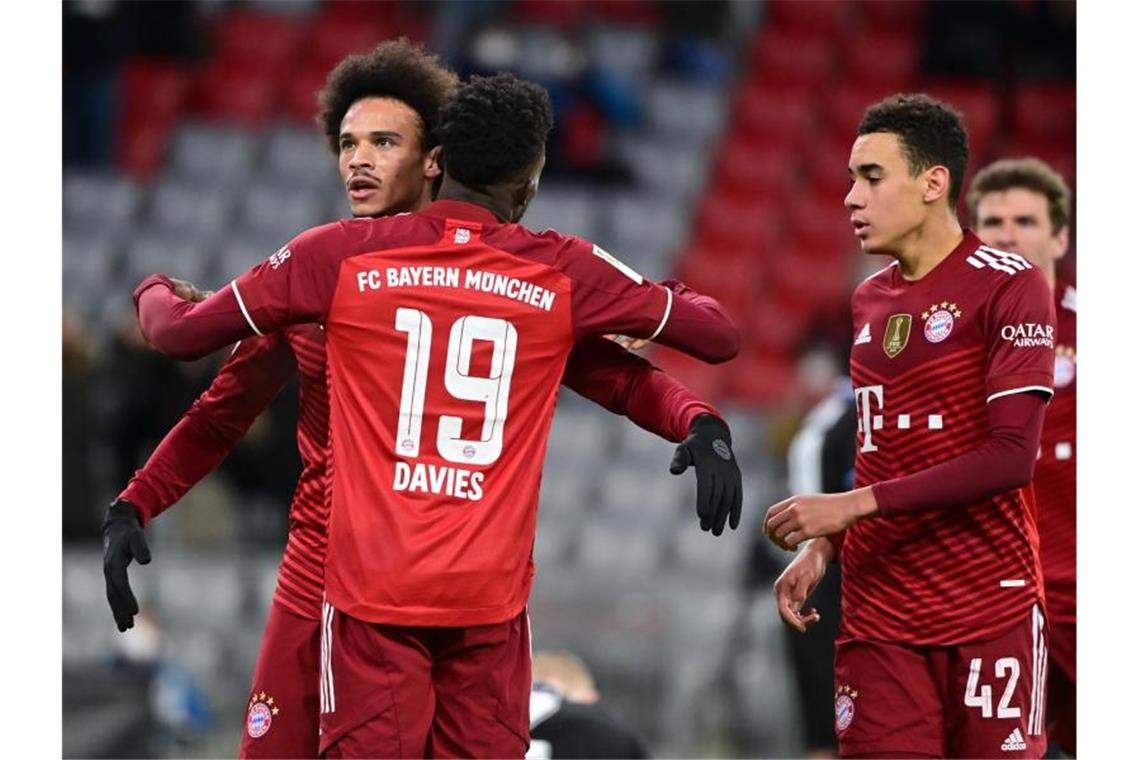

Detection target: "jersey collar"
[421, 200, 500, 225]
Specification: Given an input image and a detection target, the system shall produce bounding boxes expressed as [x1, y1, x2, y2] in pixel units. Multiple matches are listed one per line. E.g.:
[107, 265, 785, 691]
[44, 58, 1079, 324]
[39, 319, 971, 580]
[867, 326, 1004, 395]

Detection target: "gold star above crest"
[258, 692, 267, 701]
[851, 689, 859, 698]
[271, 707, 280, 716]
[267, 697, 274, 705]
[949, 303, 962, 317]
[921, 310, 930, 320]
[940, 301, 949, 309]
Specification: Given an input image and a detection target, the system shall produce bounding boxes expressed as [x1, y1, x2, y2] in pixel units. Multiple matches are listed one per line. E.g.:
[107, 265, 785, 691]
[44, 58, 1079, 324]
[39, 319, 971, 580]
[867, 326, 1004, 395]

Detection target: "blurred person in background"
[765, 94, 1055, 758]
[108, 46, 743, 757]
[968, 157, 1076, 757]
[527, 650, 650, 759]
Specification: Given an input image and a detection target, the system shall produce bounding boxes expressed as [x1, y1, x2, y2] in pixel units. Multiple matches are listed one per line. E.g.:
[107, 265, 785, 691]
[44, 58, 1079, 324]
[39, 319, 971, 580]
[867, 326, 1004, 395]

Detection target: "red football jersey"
[229, 200, 732, 626]
[844, 231, 1056, 646]
[1034, 281, 1076, 625]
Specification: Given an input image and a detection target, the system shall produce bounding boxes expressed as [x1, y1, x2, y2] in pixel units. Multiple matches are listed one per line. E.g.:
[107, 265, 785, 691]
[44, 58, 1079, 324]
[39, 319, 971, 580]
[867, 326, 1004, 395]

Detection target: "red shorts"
[239, 600, 322, 759]
[834, 605, 1048, 758]
[319, 603, 531, 758]
[1046, 621, 1076, 755]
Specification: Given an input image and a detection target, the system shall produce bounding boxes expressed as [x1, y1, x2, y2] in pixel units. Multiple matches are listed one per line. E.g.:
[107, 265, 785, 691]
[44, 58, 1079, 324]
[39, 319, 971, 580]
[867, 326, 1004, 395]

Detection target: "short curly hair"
[436, 73, 554, 189]
[858, 93, 970, 204]
[967, 157, 1072, 234]
[316, 38, 459, 155]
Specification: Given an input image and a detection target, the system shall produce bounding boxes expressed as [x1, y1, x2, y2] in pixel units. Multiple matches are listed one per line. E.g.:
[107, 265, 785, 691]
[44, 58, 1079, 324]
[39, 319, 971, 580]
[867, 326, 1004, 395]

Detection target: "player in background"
[764, 95, 1056, 758]
[131, 72, 741, 757]
[527, 651, 650, 759]
[968, 158, 1075, 757]
[102, 42, 741, 759]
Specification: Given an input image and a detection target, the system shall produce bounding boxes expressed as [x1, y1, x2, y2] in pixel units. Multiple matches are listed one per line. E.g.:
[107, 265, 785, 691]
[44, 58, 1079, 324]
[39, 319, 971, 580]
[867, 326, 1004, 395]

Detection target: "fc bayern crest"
[835, 684, 859, 733]
[922, 302, 962, 343]
[246, 691, 279, 739]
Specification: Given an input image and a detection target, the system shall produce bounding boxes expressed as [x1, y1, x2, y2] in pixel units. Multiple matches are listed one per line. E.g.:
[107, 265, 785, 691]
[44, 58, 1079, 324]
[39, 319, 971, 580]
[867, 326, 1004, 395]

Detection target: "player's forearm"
[872, 393, 1047, 517]
[119, 412, 240, 526]
[653, 279, 741, 364]
[562, 339, 719, 442]
[134, 276, 255, 360]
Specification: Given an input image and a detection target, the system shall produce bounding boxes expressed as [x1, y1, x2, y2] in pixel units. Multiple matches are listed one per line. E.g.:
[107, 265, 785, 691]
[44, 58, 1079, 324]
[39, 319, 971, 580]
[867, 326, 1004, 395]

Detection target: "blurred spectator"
[63, 0, 132, 167]
[63, 312, 98, 540]
[529, 651, 650, 759]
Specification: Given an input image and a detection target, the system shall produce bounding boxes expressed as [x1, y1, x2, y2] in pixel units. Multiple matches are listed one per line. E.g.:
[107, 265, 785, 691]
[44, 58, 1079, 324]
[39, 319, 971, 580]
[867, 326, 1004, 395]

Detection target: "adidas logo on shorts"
[1001, 727, 1027, 752]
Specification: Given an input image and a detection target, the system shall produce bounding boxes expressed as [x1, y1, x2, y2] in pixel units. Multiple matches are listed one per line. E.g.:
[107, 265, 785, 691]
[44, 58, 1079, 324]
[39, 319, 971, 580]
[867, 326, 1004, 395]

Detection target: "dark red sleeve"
[118, 334, 296, 525]
[562, 240, 740, 364]
[872, 392, 1048, 516]
[984, 264, 1057, 401]
[135, 222, 348, 360]
[560, 338, 721, 443]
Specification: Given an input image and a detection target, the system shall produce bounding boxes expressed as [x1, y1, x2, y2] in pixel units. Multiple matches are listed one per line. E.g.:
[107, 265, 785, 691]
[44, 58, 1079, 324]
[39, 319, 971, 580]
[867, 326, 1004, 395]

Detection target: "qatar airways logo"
[854, 384, 946, 453]
[1000, 322, 1055, 348]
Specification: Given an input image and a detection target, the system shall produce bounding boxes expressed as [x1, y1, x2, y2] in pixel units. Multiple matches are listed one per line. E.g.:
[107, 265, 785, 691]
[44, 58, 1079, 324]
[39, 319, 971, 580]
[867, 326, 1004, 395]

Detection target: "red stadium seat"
[212, 11, 303, 68]
[192, 59, 281, 126]
[725, 346, 796, 407]
[733, 83, 819, 148]
[116, 58, 192, 179]
[842, 31, 918, 92]
[857, 0, 928, 32]
[765, 0, 851, 38]
[283, 62, 333, 126]
[920, 81, 1001, 158]
[747, 28, 834, 86]
[713, 134, 802, 201]
[307, 15, 395, 72]
[823, 86, 904, 142]
[1012, 84, 1076, 144]
[806, 136, 858, 202]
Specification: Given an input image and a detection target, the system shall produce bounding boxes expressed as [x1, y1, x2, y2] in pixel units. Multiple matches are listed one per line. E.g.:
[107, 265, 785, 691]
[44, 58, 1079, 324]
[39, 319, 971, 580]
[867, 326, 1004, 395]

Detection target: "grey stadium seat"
[519, 186, 601, 241]
[167, 122, 257, 186]
[63, 172, 142, 236]
[147, 177, 234, 239]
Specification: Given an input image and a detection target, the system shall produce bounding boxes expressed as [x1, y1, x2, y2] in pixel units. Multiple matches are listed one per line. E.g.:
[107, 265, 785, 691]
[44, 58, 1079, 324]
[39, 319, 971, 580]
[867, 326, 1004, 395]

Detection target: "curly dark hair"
[316, 38, 459, 155]
[858, 93, 970, 204]
[436, 73, 554, 188]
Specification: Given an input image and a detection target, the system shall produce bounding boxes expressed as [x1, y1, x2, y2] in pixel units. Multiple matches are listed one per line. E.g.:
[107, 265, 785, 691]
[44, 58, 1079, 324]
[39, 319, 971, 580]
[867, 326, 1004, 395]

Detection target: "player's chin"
[349, 196, 388, 218]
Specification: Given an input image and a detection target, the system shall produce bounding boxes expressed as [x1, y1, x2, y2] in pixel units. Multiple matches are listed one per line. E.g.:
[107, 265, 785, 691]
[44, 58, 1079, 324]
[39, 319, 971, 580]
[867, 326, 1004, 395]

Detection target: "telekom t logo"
[854, 385, 884, 453]
[854, 383, 946, 454]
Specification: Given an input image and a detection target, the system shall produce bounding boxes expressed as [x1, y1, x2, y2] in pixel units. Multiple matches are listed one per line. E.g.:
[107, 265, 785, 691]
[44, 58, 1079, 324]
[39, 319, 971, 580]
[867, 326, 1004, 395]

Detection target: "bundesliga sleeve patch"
[592, 244, 643, 284]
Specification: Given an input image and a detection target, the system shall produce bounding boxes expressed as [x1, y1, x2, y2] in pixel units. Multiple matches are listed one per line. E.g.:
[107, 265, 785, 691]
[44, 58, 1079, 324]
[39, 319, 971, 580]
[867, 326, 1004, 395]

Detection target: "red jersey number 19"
[394, 308, 518, 465]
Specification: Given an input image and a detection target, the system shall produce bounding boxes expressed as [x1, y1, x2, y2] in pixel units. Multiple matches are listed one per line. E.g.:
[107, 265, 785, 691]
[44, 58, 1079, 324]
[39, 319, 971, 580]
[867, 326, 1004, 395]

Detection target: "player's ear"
[922, 165, 951, 204]
[1053, 225, 1070, 260]
[423, 146, 442, 179]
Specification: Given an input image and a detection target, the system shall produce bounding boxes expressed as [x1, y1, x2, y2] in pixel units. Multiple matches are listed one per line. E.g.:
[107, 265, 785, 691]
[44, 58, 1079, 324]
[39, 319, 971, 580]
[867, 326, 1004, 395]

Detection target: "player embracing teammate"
[766, 95, 1057, 759]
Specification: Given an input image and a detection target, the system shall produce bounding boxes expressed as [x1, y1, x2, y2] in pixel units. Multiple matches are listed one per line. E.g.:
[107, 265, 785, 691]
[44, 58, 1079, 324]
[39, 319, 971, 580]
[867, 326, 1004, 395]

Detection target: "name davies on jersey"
[1000, 322, 1055, 348]
[393, 461, 485, 501]
[355, 265, 557, 312]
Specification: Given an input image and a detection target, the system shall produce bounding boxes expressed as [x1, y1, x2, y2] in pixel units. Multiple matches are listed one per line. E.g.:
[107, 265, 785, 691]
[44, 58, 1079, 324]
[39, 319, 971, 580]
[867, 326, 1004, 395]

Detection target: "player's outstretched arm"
[135, 275, 261, 360]
[561, 338, 743, 535]
[102, 335, 295, 632]
[763, 391, 1048, 550]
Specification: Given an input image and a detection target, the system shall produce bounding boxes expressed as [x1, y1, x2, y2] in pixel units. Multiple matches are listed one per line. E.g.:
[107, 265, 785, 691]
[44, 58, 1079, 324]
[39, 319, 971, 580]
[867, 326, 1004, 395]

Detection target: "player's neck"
[1041, 263, 1057, 292]
[892, 215, 964, 281]
[435, 177, 513, 222]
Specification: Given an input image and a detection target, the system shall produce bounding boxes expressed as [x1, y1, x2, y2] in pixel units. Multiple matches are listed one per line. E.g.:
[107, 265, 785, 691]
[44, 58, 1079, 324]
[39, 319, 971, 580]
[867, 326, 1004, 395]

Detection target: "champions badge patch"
[247, 691, 279, 739]
[883, 314, 912, 358]
[922, 302, 961, 344]
[835, 684, 859, 733]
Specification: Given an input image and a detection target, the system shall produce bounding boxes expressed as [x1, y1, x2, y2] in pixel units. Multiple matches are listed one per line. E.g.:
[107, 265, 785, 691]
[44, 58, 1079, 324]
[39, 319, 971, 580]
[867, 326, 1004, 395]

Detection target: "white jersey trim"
[986, 385, 1054, 403]
[647, 286, 673, 342]
[230, 281, 263, 336]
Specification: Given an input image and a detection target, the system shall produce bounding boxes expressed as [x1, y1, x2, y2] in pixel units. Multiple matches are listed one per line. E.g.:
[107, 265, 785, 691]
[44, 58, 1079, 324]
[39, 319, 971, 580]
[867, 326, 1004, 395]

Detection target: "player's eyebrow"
[340, 129, 403, 142]
[1014, 214, 1039, 225]
[850, 162, 884, 176]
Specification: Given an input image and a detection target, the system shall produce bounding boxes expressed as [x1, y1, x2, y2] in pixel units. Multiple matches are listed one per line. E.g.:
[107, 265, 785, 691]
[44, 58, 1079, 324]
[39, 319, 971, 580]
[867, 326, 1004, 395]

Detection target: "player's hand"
[169, 278, 213, 302]
[764, 487, 877, 550]
[773, 538, 832, 633]
[102, 500, 151, 632]
[670, 414, 743, 536]
[604, 334, 650, 351]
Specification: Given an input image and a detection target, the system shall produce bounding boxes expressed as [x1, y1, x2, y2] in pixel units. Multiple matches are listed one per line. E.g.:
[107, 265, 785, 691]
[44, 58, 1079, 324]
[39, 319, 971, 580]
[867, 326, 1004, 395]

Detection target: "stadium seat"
[724, 347, 796, 407]
[747, 28, 833, 87]
[644, 79, 726, 145]
[713, 134, 802, 202]
[116, 58, 193, 179]
[1012, 84, 1076, 144]
[306, 15, 397, 73]
[586, 26, 661, 82]
[191, 59, 282, 127]
[147, 176, 234, 238]
[166, 123, 258, 186]
[732, 83, 818, 149]
[262, 126, 341, 189]
[842, 31, 918, 91]
[63, 173, 142, 236]
[210, 10, 303, 69]
[823, 85, 905, 142]
[520, 186, 602, 240]
[235, 179, 328, 242]
[764, 0, 851, 38]
[619, 136, 710, 201]
[577, 521, 665, 575]
[124, 225, 220, 284]
[602, 192, 689, 267]
[857, 0, 928, 32]
[806, 136, 858, 201]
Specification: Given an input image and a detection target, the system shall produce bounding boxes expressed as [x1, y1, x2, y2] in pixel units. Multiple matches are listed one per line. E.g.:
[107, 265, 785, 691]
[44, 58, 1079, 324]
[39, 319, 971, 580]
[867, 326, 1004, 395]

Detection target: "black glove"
[102, 499, 151, 632]
[669, 414, 743, 536]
